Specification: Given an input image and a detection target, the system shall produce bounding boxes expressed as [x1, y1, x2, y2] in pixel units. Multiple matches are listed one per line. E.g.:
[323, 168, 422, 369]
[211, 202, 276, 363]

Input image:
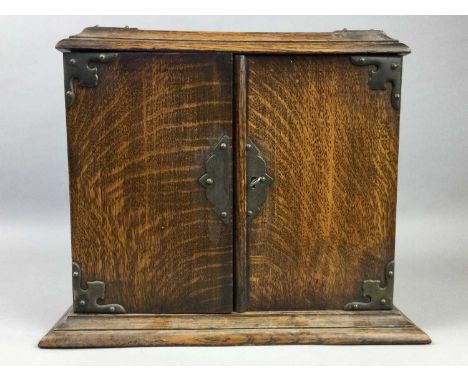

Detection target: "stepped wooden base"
[39, 306, 430, 348]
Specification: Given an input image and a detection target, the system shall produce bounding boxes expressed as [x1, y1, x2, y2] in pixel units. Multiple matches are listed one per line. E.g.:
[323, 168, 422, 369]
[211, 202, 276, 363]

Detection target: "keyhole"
[251, 177, 258, 189]
[250, 176, 265, 189]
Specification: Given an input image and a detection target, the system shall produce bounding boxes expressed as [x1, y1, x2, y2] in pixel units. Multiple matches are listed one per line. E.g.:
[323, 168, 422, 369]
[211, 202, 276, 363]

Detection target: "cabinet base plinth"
[39, 306, 430, 348]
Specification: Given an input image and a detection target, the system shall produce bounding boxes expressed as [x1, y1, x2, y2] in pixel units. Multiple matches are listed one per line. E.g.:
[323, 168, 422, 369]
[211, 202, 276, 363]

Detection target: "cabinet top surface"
[56, 27, 410, 54]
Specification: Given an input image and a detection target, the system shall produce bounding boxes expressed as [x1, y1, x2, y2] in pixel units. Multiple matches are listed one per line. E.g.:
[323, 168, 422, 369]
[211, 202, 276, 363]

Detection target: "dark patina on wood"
[56, 27, 410, 55]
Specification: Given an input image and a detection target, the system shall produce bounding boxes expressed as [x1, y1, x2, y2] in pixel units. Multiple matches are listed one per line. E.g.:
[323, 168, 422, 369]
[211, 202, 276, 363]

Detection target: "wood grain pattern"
[234, 55, 248, 312]
[68, 27, 402, 42]
[38, 307, 430, 348]
[58, 310, 414, 330]
[56, 27, 410, 54]
[245, 55, 400, 311]
[66, 52, 233, 313]
[41, 29, 429, 348]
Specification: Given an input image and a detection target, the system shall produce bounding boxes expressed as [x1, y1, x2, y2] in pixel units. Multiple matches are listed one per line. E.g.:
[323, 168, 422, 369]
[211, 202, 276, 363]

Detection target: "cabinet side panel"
[66, 52, 233, 313]
[246, 55, 400, 310]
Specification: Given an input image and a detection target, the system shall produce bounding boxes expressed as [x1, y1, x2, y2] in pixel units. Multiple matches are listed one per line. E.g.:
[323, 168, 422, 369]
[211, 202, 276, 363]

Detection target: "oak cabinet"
[39, 27, 430, 347]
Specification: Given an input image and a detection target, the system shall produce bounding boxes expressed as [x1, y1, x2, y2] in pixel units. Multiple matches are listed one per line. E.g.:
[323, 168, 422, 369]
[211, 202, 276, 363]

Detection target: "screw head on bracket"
[205, 178, 214, 185]
[220, 143, 227, 150]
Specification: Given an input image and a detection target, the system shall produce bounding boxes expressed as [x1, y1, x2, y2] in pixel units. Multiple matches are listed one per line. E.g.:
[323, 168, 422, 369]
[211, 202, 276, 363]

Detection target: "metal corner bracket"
[63, 52, 118, 108]
[344, 260, 394, 311]
[72, 262, 126, 314]
[350, 56, 402, 110]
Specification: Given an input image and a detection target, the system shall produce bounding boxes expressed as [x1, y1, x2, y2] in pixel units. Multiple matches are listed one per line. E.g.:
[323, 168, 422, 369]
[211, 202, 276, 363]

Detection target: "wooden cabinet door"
[67, 53, 233, 313]
[239, 55, 400, 311]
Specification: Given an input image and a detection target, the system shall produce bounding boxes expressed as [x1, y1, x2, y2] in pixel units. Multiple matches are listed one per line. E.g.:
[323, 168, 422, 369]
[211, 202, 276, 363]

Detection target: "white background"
[0, 15, 467, 365]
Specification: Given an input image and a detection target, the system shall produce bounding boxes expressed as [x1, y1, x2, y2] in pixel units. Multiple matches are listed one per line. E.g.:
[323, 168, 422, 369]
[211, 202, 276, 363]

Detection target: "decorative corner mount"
[350, 56, 402, 110]
[199, 135, 231, 224]
[344, 260, 394, 311]
[63, 52, 118, 108]
[72, 262, 126, 314]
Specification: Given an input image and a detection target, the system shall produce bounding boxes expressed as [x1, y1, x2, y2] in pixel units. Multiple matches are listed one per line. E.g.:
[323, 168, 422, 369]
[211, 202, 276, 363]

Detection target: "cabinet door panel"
[67, 53, 233, 313]
[245, 55, 399, 310]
